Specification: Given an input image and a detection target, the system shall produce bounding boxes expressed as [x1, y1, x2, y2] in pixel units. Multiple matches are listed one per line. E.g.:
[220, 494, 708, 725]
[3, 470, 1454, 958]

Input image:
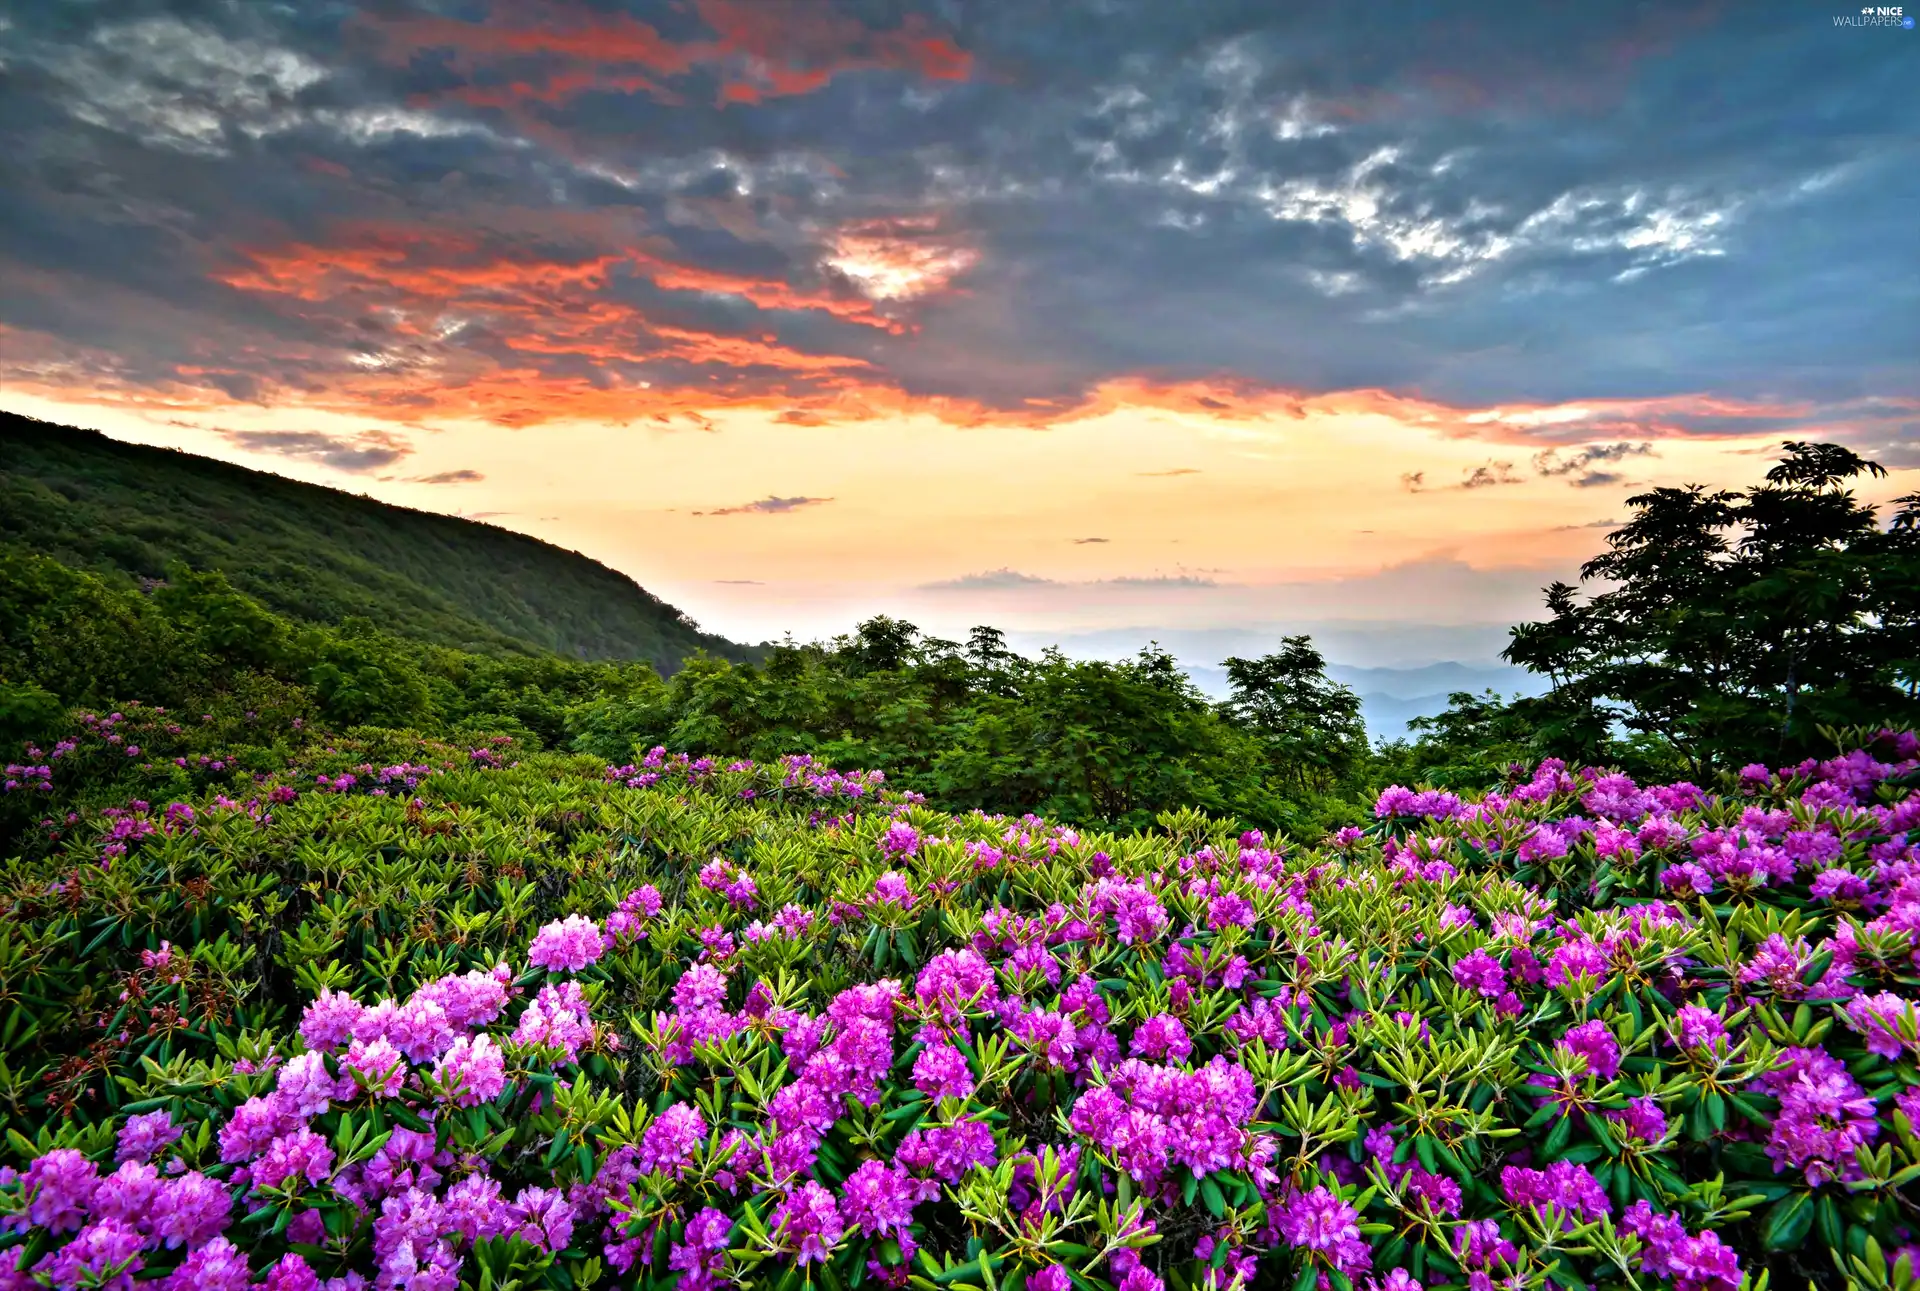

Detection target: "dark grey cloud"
[1531, 441, 1654, 487]
[221, 427, 412, 471]
[1403, 460, 1527, 492]
[409, 468, 486, 484]
[920, 568, 1221, 591]
[1460, 461, 1523, 489]
[0, 0, 1911, 441]
[694, 495, 834, 516]
[921, 568, 1055, 591]
[1533, 442, 1653, 471]
[1073, 537, 1109, 544]
[1101, 575, 1218, 588]
[1520, 441, 1658, 486]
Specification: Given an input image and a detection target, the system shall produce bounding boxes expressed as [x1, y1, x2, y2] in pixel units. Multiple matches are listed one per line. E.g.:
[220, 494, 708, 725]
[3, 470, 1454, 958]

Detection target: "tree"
[1218, 636, 1368, 790]
[930, 646, 1257, 829]
[152, 564, 289, 671]
[837, 616, 920, 675]
[1391, 689, 1541, 789]
[305, 620, 433, 728]
[1503, 441, 1919, 776]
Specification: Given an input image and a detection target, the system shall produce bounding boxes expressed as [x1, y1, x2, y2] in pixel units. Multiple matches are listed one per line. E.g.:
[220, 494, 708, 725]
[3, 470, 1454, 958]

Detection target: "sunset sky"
[1, 0, 1915, 668]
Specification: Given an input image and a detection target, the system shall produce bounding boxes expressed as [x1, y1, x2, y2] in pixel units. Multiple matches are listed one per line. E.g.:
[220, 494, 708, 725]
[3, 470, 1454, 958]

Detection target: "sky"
[1, 0, 1916, 669]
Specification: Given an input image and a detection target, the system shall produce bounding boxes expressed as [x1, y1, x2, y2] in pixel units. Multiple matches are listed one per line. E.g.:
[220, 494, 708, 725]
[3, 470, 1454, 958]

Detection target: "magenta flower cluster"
[8, 732, 1920, 1291]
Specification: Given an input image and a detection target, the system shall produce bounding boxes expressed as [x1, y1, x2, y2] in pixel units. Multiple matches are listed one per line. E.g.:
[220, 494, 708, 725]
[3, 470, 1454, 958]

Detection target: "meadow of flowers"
[2, 715, 1918, 1291]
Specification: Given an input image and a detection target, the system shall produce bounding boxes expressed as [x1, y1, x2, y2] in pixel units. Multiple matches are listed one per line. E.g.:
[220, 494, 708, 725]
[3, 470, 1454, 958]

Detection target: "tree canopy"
[1503, 441, 1920, 775]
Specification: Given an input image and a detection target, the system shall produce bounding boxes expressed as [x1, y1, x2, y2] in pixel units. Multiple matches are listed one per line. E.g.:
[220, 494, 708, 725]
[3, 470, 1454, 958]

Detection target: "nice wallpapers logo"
[1835, 4, 1915, 24]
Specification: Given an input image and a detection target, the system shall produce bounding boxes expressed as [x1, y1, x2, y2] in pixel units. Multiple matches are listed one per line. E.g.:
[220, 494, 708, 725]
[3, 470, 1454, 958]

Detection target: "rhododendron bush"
[3, 726, 1920, 1291]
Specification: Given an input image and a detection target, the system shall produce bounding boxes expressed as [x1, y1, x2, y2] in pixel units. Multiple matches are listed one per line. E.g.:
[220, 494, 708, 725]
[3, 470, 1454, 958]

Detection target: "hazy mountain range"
[1008, 628, 1547, 739]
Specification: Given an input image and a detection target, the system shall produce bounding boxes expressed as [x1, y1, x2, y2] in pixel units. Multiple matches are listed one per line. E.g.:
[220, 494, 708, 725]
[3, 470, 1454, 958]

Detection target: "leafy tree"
[837, 615, 921, 675]
[0, 681, 64, 751]
[1218, 637, 1368, 791]
[1872, 490, 1920, 695]
[304, 620, 434, 728]
[0, 549, 195, 709]
[151, 563, 290, 671]
[965, 625, 1016, 671]
[1375, 689, 1542, 791]
[930, 645, 1261, 830]
[560, 618, 1377, 837]
[1503, 441, 1920, 776]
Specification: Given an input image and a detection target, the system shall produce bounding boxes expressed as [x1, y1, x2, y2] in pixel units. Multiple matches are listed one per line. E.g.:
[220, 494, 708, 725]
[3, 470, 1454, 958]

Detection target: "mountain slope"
[0, 412, 757, 672]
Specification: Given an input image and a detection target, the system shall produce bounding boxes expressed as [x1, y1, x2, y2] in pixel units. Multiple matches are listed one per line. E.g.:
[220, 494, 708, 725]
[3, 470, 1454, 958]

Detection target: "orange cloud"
[627, 248, 907, 333]
[365, 8, 693, 75]
[215, 226, 625, 305]
[212, 219, 970, 384]
[194, 221, 889, 422]
[694, 0, 970, 104]
[363, 0, 971, 110]
[16, 222, 1914, 446]
[12, 328, 1915, 465]
[642, 324, 871, 373]
[220, 219, 961, 337]
[446, 70, 676, 109]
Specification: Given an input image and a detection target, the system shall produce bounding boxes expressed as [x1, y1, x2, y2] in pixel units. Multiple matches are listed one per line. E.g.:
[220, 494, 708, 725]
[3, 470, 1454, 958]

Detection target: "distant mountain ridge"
[1004, 629, 1545, 741]
[0, 412, 759, 673]
[1182, 660, 1545, 740]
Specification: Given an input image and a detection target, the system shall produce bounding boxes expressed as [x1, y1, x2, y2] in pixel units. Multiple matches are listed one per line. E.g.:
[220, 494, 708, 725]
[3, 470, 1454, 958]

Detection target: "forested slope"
[0, 412, 757, 671]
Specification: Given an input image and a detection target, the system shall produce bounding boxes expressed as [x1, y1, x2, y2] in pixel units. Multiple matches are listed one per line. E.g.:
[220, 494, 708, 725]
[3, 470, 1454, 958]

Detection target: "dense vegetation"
[0, 543, 1376, 848]
[6, 436, 1920, 853]
[2, 434, 1919, 1289]
[0, 550, 662, 787]
[565, 623, 1381, 840]
[1505, 442, 1920, 777]
[1, 706, 1916, 1290]
[0, 413, 756, 669]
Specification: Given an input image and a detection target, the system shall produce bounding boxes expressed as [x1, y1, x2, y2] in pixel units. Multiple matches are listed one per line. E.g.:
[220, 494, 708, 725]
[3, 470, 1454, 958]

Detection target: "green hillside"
[0, 411, 758, 671]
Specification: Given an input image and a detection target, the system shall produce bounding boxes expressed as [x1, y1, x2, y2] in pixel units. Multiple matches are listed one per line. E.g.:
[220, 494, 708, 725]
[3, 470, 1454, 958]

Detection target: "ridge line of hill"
[0, 411, 762, 673]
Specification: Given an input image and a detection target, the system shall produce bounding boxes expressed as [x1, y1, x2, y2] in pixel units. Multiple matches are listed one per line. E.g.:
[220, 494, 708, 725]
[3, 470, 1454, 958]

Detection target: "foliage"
[0, 550, 663, 845]
[0, 548, 1383, 846]
[1218, 636, 1369, 793]
[2, 710, 1918, 1290]
[0, 412, 758, 670]
[565, 624, 1371, 839]
[1504, 442, 1920, 778]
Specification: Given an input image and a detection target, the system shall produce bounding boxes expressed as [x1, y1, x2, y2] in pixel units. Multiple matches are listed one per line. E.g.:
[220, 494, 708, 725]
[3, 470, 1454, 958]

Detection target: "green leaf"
[1543, 1113, 1573, 1159]
[1814, 1194, 1844, 1254]
[1762, 1192, 1813, 1250]
[1800, 949, 1835, 987]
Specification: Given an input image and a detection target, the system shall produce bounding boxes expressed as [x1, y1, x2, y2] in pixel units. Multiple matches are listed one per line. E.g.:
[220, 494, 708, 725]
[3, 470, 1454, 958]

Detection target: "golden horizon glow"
[9, 379, 1915, 653]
